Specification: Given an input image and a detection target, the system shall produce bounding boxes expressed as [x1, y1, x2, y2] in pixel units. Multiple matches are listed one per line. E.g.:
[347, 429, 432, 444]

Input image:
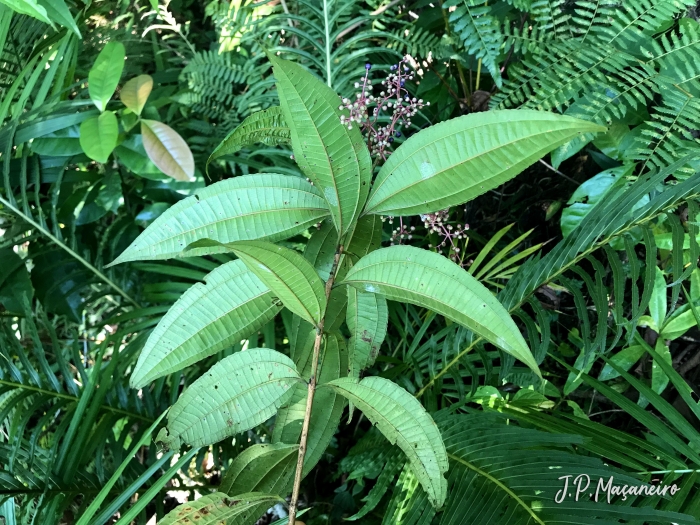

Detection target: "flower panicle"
[339, 54, 429, 162]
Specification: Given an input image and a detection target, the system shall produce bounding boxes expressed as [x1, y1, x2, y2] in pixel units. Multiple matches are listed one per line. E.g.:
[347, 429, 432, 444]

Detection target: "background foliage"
[2, 0, 700, 523]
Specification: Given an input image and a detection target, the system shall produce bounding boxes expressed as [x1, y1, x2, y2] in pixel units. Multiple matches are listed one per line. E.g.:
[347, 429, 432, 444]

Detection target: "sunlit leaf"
[78, 111, 118, 163]
[39, 0, 80, 36]
[2, 0, 51, 27]
[364, 110, 606, 216]
[207, 106, 290, 171]
[88, 42, 125, 112]
[270, 55, 372, 236]
[158, 493, 283, 525]
[110, 174, 329, 265]
[230, 240, 327, 326]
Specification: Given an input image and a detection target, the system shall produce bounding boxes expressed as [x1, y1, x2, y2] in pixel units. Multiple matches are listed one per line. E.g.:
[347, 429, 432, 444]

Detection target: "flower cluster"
[339, 56, 428, 161]
[422, 209, 470, 266]
[383, 216, 415, 245]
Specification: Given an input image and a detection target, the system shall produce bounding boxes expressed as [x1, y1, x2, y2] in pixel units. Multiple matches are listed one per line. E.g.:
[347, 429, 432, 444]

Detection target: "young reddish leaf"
[120, 74, 153, 115]
[141, 119, 195, 181]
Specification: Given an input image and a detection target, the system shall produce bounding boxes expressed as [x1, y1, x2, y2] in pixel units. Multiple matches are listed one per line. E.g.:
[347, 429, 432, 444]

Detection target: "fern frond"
[179, 50, 269, 122]
[417, 159, 700, 397]
[595, 0, 696, 48]
[629, 88, 700, 176]
[530, 0, 573, 40]
[385, 26, 443, 59]
[646, 20, 700, 87]
[444, 0, 504, 86]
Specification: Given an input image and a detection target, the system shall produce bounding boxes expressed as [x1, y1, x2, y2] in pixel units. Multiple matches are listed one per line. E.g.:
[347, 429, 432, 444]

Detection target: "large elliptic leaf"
[158, 493, 282, 525]
[207, 106, 290, 171]
[141, 119, 195, 181]
[220, 443, 298, 497]
[270, 55, 372, 236]
[120, 74, 153, 116]
[158, 349, 302, 449]
[230, 240, 327, 326]
[130, 260, 282, 389]
[88, 42, 125, 112]
[341, 245, 540, 375]
[273, 333, 348, 477]
[323, 376, 448, 508]
[79, 111, 118, 163]
[363, 110, 606, 216]
[109, 174, 328, 265]
[347, 288, 388, 377]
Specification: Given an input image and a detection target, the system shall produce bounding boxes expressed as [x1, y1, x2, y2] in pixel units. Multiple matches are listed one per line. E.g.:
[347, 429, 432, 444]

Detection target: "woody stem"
[288, 244, 343, 525]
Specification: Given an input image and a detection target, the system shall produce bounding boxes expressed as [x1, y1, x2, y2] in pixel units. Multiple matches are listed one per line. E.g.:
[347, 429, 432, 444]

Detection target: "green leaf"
[343, 215, 384, 278]
[270, 55, 372, 236]
[158, 493, 283, 525]
[78, 111, 118, 163]
[158, 348, 302, 449]
[660, 303, 700, 340]
[0, 0, 51, 26]
[88, 42, 125, 112]
[220, 443, 298, 497]
[120, 75, 153, 116]
[141, 119, 195, 181]
[347, 288, 388, 377]
[273, 333, 348, 477]
[650, 266, 668, 331]
[37, 0, 81, 37]
[76, 412, 168, 525]
[561, 165, 644, 242]
[598, 345, 645, 381]
[230, 240, 327, 326]
[32, 136, 82, 156]
[0, 248, 33, 313]
[341, 245, 540, 376]
[363, 110, 606, 216]
[323, 376, 448, 509]
[110, 174, 328, 265]
[651, 339, 672, 396]
[207, 106, 291, 171]
[130, 260, 282, 388]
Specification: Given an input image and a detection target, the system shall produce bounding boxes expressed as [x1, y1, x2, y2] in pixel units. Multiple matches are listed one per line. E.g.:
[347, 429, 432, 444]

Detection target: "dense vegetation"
[2, 0, 700, 524]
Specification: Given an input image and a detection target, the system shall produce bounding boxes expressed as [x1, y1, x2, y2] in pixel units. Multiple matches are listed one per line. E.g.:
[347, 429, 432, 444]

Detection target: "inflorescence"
[342, 56, 469, 265]
[339, 55, 429, 162]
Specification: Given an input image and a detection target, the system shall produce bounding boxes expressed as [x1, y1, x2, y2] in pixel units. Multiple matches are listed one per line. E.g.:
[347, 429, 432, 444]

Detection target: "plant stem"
[288, 244, 343, 525]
